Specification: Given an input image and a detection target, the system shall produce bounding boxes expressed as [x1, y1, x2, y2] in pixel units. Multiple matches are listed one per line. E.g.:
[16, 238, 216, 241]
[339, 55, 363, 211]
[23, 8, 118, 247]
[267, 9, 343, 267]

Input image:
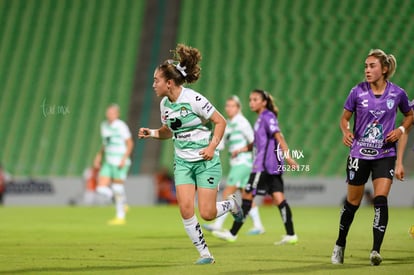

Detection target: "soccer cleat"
[202, 224, 222, 232]
[227, 194, 244, 222]
[370, 250, 382, 266]
[274, 234, 298, 245]
[195, 255, 215, 265]
[331, 245, 345, 264]
[212, 230, 237, 242]
[107, 217, 126, 225]
[247, 227, 265, 235]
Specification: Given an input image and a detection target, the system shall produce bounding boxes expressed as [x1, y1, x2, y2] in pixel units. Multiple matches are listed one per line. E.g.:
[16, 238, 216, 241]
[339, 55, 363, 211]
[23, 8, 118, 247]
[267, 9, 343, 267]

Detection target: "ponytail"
[368, 49, 397, 80]
[157, 44, 202, 85]
[252, 89, 279, 116]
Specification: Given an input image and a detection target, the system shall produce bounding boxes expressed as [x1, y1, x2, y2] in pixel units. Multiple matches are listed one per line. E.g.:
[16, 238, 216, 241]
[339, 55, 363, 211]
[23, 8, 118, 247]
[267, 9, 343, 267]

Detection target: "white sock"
[213, 212, 229, 229]
[112, 184, 126, 219]
[96, 186, 113, 199]
[183, 215, 211, 257]
[249, 206, 264, 229]
[216, 199, 234, 217]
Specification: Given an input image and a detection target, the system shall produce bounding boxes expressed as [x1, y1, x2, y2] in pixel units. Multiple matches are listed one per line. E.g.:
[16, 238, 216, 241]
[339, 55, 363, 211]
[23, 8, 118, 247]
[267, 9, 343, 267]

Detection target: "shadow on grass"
[0, 263, 180, 274]
[220, 254, 414, 274]
[220, 262, 393, 274]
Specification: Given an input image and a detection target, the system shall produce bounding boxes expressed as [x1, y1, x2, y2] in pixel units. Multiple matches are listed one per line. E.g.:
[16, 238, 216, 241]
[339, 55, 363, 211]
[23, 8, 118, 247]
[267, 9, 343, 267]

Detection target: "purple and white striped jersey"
[344, 81, 411, 160]
[252, 109, 284, 175]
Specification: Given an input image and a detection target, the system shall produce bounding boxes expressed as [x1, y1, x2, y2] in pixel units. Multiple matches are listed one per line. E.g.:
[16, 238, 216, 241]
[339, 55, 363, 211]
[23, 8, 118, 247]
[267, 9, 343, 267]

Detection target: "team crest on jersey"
[386, 99, 394, 109]
[180, 107, 189, 117]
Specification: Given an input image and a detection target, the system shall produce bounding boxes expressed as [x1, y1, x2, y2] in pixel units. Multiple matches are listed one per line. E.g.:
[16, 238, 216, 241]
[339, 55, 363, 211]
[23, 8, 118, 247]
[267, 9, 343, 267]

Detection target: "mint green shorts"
[174, 155, 222, 189]
[99, 162, 130, 181]
[226, 163, 252, 188]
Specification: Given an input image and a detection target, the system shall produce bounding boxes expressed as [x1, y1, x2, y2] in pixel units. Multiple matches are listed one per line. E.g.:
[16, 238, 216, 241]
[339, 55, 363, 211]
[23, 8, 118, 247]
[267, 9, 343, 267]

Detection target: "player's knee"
[179, 204, 195, 219]
[199, 209, 215, 221]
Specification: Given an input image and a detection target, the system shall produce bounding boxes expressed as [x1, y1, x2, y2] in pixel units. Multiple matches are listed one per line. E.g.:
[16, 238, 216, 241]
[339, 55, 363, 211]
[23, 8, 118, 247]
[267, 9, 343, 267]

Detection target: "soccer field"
[0, 205, 413, 274]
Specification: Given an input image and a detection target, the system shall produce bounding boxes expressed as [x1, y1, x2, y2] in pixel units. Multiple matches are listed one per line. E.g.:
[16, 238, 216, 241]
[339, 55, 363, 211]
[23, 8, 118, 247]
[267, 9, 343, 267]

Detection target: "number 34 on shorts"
[348, 157, 359, 171]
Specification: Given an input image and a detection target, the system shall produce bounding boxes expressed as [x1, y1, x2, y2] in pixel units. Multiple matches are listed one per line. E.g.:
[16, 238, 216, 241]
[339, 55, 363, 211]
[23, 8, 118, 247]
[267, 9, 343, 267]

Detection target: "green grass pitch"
[0, 205, 413, 274]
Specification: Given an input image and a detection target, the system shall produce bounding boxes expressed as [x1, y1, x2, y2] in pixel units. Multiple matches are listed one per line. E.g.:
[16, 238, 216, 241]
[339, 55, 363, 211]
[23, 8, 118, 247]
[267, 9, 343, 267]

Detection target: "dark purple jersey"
[344, 81, 411, 160]
[252, 109, 284, 174]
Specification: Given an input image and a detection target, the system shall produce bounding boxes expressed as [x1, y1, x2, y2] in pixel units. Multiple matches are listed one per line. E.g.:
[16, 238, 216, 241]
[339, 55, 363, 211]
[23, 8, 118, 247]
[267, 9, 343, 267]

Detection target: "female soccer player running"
[95, 104, 133, 225]
[203, 95, 265, 235]
[138, 44, 243, 265]
[212, 89, 299, 245]
[331, 49, 413, 266]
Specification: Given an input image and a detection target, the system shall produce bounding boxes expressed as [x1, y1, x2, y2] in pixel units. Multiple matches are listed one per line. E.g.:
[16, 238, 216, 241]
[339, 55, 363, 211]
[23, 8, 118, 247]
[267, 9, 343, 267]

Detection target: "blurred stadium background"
[1, 0, 414, 205]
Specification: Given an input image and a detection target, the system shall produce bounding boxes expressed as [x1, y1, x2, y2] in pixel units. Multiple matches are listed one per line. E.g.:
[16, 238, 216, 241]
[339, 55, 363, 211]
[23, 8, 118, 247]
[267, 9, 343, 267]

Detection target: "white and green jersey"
[100, 119, 132, 166]
[160, 87, 217, 162]
[222, 113, 254, 167]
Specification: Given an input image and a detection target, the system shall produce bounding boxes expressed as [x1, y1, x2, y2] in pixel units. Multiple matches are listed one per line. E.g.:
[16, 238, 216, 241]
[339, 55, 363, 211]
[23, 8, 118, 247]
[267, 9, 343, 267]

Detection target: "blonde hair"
[157, 44, 202, 85]
[368, 49, 397, 80]
[228, 95, 242, 109]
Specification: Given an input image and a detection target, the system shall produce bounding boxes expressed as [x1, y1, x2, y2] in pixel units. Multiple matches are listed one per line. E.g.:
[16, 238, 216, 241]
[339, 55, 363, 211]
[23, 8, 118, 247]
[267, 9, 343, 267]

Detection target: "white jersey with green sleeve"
[160, 87, 217, 162]
[100, 119, 132, 166]
[224, 113, 254, 166]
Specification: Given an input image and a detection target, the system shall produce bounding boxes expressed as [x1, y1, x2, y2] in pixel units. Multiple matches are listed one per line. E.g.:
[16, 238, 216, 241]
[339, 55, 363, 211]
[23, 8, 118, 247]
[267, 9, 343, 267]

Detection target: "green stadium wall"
[1, 0, 413, 178]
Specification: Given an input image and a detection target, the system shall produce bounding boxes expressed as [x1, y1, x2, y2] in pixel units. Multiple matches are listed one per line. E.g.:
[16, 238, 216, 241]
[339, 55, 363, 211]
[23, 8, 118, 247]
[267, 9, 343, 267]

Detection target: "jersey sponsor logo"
[201, 102, 213, 113]
[387, 99, 395, 109]
[363, 123, 383, 140]
[361, 99, 368, 107]
[358, 91, 369, 97]
[369, 110, 386, 119]
[175, 133, 191, 139]
[195, 96, 201, 101]
[169, 118, 182, 130]
[359, 148, 379, 157]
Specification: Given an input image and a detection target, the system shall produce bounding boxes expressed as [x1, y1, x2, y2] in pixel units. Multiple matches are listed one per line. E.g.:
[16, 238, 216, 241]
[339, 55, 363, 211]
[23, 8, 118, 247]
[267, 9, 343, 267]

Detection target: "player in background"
[395, 99, 414, 181]
[203, 95, 265, 235]
[95, 104, 134, 225]
[212, 89, 299, 245]
[331, 49, 413, 266]
[138, 44, 243, 265]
